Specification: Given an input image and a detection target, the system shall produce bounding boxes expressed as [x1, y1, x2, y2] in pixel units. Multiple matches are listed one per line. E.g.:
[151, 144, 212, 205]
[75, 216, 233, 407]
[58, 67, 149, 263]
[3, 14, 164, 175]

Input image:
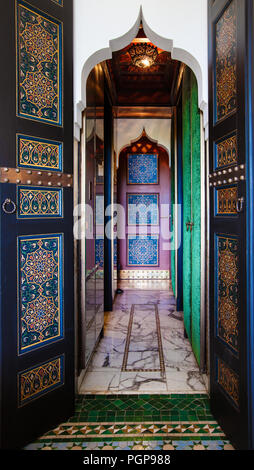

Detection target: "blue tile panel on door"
[95, 238, 104, 268]
[128, 194, 159, 225]
[96, 195, 104, 225]
[17, 186, 63, 218]
[127, 154, 158, 184]
[16, 1, 63, 125]
[17, 135, 63, 171]
[128, 235, 159, 266]
[18, 234, 64, 354]
[18, 355, 64, 406]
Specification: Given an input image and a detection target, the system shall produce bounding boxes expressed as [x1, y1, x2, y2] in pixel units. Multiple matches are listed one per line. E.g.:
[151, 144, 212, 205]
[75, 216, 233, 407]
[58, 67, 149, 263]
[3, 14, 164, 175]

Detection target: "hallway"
[24, 282, 233, 450]
[80, 281, 206, 394]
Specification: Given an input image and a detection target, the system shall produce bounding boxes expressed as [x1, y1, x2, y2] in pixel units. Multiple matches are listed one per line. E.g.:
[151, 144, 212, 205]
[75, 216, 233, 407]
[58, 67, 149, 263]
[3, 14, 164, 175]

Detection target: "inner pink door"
[117, 130, 171, 280]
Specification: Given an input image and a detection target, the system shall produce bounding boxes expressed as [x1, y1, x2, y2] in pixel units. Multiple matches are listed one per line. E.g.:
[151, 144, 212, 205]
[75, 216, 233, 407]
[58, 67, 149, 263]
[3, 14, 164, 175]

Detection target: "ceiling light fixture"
[128, 43, 158, 68]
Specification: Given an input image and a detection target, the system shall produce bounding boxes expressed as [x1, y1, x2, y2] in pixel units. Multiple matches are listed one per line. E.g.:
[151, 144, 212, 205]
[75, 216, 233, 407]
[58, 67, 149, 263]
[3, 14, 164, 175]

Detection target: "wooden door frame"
[245, 0, 254, 450]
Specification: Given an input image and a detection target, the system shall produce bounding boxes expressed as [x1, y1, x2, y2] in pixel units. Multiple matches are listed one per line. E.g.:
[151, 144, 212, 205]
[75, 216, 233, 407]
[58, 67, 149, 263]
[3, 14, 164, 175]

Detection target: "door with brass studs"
[208, 0, 253, 450]
[0, 0, 74, 449]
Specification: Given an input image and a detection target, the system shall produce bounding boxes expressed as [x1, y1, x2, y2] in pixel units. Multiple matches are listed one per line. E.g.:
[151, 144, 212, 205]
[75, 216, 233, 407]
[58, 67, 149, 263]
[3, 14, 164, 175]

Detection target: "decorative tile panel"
[17, 186, 63, 218]
[17, 135, 63, 171]
[215, 134, 237, 168]
[217, 358, 239, 407]
[216, 186, 238, 215]
[96, 195, 104, 225]
[215, 0, 237, 121]
[95, 238, 104, 268]
[128, 235, 159, 266]
[18, 355, 64, 406]
[18, 234, 63, 354]
[216, 236, 239, 352]
[128, 194, 159, 225]
[127, 154, 158, 184]
[114, 238, 117, 267]
[17, 1, 63, 125]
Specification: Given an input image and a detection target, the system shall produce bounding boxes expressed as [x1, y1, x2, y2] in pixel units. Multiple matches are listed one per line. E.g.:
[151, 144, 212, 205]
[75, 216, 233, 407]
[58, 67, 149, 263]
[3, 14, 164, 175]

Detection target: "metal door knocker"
[236, 196, 244, 213]
[2, 198, 17, 214]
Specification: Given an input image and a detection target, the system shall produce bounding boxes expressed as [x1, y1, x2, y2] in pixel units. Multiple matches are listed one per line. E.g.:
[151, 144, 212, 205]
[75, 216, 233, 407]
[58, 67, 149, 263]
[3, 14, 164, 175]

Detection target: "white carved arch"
[75, 6, 208, 141]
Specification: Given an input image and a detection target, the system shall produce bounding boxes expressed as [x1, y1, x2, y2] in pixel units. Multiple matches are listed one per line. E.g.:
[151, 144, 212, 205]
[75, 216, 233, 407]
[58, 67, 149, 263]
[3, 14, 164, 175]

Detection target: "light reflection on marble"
[79, 281, 207, 394]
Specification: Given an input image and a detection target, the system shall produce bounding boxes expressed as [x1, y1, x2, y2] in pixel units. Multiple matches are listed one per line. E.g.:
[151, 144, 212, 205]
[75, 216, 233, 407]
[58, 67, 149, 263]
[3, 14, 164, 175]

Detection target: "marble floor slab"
[80, 281, 207, 395]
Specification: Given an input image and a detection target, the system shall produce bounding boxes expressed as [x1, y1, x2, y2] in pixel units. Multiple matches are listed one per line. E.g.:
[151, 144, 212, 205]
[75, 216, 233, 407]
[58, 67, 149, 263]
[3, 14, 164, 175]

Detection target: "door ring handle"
[236, 196, 244, 213]
[2, 198, 17, 214]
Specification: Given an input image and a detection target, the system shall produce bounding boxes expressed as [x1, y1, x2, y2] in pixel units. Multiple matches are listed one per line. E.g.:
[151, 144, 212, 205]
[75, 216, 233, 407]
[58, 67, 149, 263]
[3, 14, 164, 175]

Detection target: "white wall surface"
[115, 119, 171, 167]
[74, 0, 208, 139]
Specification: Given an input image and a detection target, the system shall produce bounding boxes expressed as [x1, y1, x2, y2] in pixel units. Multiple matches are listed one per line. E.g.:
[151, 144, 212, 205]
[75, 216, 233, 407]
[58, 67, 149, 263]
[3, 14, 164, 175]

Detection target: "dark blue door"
[208, 0, 253, 450]
[0, 0, 74, 449]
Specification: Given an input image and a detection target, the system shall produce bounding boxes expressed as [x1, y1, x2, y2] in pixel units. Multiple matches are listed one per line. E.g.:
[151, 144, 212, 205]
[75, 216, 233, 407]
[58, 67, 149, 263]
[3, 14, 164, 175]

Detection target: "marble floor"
[79, 281, 207, 395]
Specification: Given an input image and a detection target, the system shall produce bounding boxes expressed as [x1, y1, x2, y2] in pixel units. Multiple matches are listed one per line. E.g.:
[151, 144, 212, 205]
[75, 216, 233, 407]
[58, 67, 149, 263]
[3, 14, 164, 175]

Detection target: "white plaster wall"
[74, 0, 208, 139]
[115, 119, 171, 167]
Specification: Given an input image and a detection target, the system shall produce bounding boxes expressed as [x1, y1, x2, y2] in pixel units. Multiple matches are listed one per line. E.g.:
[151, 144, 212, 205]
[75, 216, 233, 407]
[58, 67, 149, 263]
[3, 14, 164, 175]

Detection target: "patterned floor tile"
[24, 394, 234, 450]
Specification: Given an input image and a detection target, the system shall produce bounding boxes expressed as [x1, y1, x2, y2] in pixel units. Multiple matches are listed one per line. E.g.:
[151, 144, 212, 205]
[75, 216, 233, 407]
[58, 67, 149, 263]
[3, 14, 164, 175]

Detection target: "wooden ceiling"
[105, 25, 183, 107]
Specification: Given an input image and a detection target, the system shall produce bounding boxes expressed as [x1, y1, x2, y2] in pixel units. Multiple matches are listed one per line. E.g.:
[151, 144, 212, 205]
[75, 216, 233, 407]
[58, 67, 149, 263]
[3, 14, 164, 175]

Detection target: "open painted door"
[208, 0, 251, 449]
[0, 0, 74, 449]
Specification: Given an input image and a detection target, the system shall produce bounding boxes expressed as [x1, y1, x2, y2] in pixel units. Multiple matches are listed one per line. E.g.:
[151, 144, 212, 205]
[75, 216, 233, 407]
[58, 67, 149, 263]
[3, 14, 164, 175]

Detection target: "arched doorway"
[76, 18, 208, 399]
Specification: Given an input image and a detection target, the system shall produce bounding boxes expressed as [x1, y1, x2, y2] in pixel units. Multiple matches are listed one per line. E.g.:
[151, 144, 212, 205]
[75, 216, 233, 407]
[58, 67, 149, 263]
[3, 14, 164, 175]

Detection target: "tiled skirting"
[119, 270, 170, 280]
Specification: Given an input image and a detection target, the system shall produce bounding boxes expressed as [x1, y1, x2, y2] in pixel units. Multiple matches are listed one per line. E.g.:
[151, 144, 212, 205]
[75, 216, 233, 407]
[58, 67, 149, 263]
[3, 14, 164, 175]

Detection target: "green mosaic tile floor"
[71, 394, 214, 423]
[24, 394, 234, 450]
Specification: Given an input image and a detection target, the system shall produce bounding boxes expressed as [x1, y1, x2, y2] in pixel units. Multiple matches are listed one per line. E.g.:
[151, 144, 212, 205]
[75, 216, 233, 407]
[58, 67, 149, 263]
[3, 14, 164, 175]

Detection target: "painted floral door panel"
[208, 0, 249, 449]
[0, 0, 74, 449]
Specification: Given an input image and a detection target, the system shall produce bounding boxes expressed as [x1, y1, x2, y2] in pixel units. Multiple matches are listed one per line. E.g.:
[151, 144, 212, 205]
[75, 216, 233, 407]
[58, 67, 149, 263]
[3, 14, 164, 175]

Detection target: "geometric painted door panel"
[216, 235, 239, 353]
[16, 1, 63, 125]
[18, 234, 63, 354]
[17, 186, 63, 218]
[208, 0, 249, 450]
[17, 135, 63, 171]
[18, 355, 64, 407]
[0, 0, 74, 449]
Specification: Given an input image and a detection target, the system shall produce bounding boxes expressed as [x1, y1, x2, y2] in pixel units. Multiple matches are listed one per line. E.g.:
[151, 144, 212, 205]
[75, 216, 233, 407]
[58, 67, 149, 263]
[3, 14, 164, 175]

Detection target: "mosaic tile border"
[25, 439, 234, 451]
[37, 420, 225, 440]
[23, 394, 234, 450]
